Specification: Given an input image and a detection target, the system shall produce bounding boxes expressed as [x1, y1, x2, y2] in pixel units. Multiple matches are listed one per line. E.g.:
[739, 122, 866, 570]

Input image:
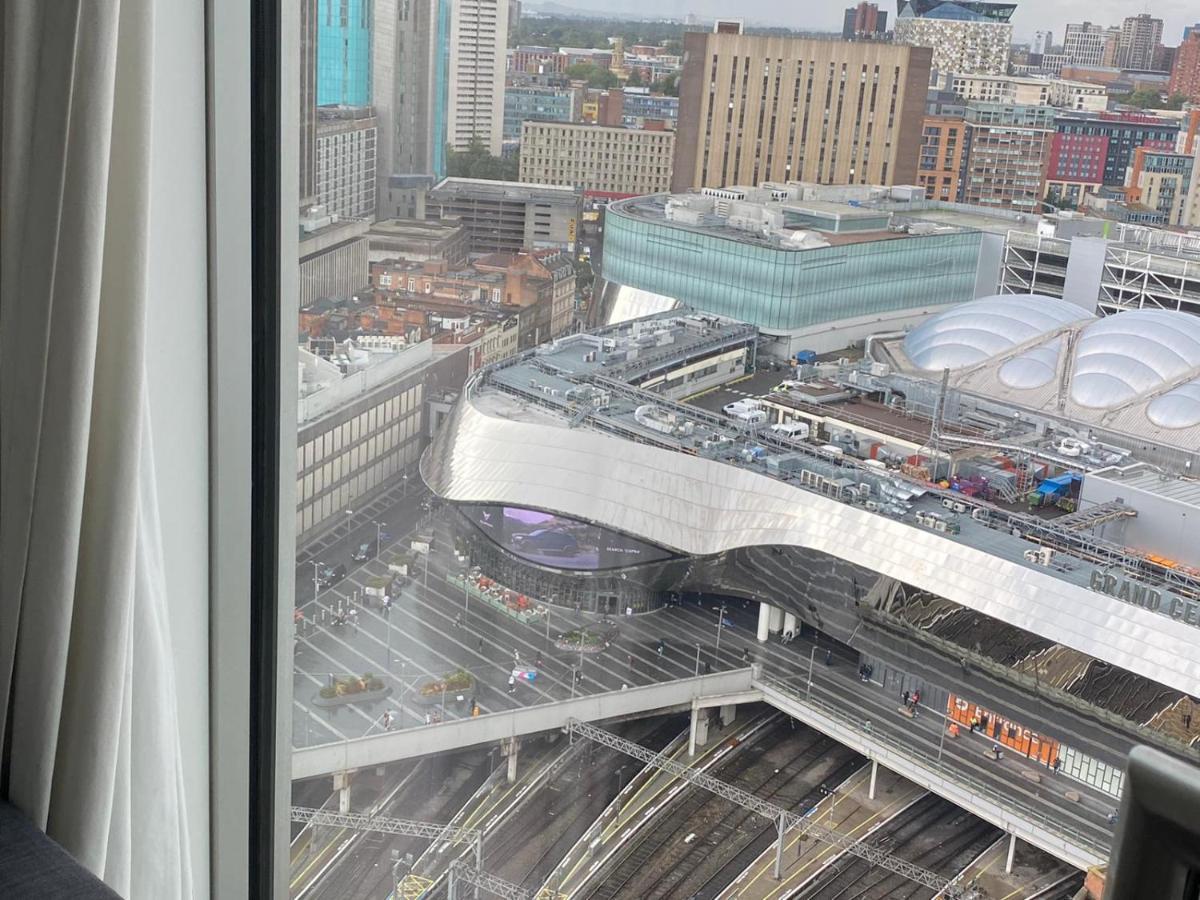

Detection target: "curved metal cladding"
[422, 392, 1200, 698]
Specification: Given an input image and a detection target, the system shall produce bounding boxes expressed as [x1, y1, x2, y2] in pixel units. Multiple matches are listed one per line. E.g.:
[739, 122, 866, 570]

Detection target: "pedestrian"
[627, 653, 634, 668]
[742, 648, 750, 663]
[1106, 809, 1118, 825]
[903, 690, 911, 707]
[1186, 712, 1193, 729]
[620, 683, 628, 691]
[513, 648, 520, 663]
[535, 652, 543, 668]
[381, 710, 394, 731]
[1052, 756, 1061, 774]
[507, 675, 516, 694]
[864, 720, 872, 734]
[424, 712, 432, 725]
[477, 638, 485, 654]
[703, 661, 711, 675]
[912, 690, 921, 708]
[991, 743, 1002, 759]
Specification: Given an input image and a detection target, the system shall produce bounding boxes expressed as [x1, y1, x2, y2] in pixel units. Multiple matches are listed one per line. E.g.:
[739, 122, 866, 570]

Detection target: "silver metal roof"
[1071, 310, 1200, 409]
[903, 294, 1093, 372]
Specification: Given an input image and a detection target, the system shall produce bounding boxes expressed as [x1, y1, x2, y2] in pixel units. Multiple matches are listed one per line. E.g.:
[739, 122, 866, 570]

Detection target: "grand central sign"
[1089, 570, 1200, 630]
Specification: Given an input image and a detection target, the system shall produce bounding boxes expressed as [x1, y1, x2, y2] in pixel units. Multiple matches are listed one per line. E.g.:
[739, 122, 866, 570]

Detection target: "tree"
[658, 72, 679, 97]
[625, 70, 643, 87]
[445, 138, 518, 182]
[1166, 92, 1188, 110]
[566, 62, 619, 89]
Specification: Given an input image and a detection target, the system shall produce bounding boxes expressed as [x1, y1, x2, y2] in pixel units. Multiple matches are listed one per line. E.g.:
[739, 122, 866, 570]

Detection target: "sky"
[534, 0, 1200, 45]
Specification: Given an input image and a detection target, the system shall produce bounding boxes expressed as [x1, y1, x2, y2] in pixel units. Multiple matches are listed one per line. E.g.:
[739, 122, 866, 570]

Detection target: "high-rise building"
[1031, 30, 1053, 57]
[447, 0, 509, 155]
[961, 103, 1055, 211]
[1117, 14, 1164, 71]
[373, 0, 452, 197]
[1054, 111, 1179, 187]
[300, 0, 318, 203]
[671, 33, 931, 191]
[1170, 34, 1200, 103]
[894, 0, 1015, 75]
[428, 178, 582, 253]
[503, 84, 577, 143]
[315, 106, 378, 220]
[1063, 22, 1107, 68]
[917, 114, 969, 202]
[519, 122, 675, 196]
[317, 0, 373, 107]
[842, 2, 888, 40]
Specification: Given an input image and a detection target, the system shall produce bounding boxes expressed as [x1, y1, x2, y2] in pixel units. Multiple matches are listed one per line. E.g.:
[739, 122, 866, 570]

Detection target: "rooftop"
[367, 218, 465, 242]
[431, 177, 583, 204]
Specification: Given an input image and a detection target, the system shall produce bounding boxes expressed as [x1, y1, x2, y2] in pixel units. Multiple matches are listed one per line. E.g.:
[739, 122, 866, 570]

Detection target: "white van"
[770, 421, 810, 441]
[723, 398, 761, 416]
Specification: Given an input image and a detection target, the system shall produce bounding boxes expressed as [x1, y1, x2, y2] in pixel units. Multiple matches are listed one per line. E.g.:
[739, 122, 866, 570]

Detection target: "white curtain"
[1, 1, 194, 896]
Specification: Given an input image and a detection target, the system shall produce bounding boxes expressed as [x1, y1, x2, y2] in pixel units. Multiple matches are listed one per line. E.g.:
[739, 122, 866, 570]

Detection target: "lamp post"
[375, 521, 387, 559]
[807, 644, 816, 700]
[715, 604, 727, 659]
[399, 662, 407, 726]
[311, 561, 322, 603]
[694, 643, 702, 677]
[401, 471, 408, 498]
[344, 508, 354, 543]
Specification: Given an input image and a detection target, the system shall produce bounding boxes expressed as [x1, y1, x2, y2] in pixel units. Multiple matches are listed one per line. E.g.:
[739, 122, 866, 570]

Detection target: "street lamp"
[694, 643, 702, 677]
[807, 644, 817, 699]
[715, 604, 727, 659]
[344, 508, 354, 543]
[401, 471, 408, 498]
[311, 560, 322, 603]
[375, 521, 387, 559]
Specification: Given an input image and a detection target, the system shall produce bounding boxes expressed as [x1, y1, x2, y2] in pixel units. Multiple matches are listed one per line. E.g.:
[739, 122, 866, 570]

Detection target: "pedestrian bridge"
[290, 669, 757, 780]
[290, 669, 1112, 872]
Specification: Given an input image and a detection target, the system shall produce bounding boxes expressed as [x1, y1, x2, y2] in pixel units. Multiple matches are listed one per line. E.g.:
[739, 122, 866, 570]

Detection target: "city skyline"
[525, 0, 1199, 45]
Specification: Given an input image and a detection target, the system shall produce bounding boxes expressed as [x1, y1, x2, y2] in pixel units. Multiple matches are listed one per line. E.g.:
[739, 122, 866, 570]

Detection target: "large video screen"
[463, 505, 673, 570]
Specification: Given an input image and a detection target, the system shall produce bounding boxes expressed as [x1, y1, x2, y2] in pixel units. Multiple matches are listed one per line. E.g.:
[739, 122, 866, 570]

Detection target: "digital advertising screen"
[462, 505, 672, 570]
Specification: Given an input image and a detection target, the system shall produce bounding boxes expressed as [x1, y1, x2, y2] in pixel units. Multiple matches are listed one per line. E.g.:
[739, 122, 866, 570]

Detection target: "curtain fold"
[1, 1, 194, 896]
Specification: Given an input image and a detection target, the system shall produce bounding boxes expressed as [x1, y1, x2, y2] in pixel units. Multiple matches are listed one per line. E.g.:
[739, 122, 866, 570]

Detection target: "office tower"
[1117, 14, 1164, 70]
[1063, 22, 1107, 68]
[671, 32, 931, 191]
[315, 106, 378, 219]
[301, 0, 318, 203]
[1031, 30, 1053, 57]
[373, 0, 451, 202]
[317, 0, 372, 107]
[447, 0, 509, 155]
[1170, 33, 1200, 103]
[894, 0, 1015, 75]
[842, 3, 888, 40]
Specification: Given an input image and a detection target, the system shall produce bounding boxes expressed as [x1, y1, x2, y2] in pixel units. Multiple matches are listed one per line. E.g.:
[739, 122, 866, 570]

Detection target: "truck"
[794, 349, 818, 365]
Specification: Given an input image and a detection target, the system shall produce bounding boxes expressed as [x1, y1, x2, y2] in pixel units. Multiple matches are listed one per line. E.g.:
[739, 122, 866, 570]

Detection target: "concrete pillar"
[334, 770, 352, 813]
[768, 605, 784, 634]
[782, 612, 797, 638]
[720, 703, 737, 727]
[757, 602, 771, 642]
[505, 738, 519, 784]
[689, 705, 710, 756]
[1006, 833, 1017, 873]
[868, 759, 878, 801]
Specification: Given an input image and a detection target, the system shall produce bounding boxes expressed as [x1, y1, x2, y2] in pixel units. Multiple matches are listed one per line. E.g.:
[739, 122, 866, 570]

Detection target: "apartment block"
[894, 1, 1014, 75]
[1117, 14, 1164, 71]
[944, 74, 1107, 112]
[1063, 22, 1108, 68]
[519, 122, 674, 196]
[1055, 112, 1179, 187]
[917, 115, 969, 202]
[961, 103, 1055, 211]
[843, 2, 888, 40]
[1170, 34, 1200, 103]
[447, 0, 508, 154]
[1127, 148, 1196, 227]
[672, 32, 930, 191]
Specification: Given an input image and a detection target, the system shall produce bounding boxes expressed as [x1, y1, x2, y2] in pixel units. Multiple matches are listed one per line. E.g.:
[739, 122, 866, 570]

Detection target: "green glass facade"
[602, 202, 984, 332]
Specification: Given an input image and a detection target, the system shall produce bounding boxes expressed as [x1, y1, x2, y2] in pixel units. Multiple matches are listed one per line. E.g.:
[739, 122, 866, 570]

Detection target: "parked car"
[351, 540, 376, 562]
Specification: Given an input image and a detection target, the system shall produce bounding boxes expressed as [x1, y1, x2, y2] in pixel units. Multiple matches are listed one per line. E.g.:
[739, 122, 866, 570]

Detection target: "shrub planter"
[313, 672, 393, 708]
[413, 670, 476, 706]
[553, 628, 613, 654]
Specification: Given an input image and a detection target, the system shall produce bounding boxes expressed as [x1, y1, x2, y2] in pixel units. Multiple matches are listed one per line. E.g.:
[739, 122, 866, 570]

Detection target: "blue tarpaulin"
[1036, 473, 1080, 497]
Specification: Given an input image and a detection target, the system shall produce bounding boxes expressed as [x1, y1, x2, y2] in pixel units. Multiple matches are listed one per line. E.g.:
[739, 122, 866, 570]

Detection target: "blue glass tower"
[317, 0, 372, 107]
[431, 0, 451, 178]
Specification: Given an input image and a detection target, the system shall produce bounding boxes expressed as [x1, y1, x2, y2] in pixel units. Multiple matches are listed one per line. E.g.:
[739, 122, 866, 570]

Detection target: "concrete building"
[447, 0, 509, 154]
[597, 183, 999, 355]
[671, 33, 931, 192]
[1126, 148, 1195, 227]
[961, 104, 1056, 211]
[300, 0, 318, 202]
[502, 84, 576, 142]
[842, 2, 888, 40]
[1169, 34, 1200, 103]
[316, 0, 372, 107]
[1053, 112, 1179, 188]
[1063, 22, 1108, 68]
[917, 115, 968, 202]
[315, 106, 378, 220]
[428, 177, 583, 254]
[944, 74, 1108, 112]
[299, 214, 371, 307]
[1117, 14, 1164, 71]
[366, 217, 470, 265]
[894, 0, 1015, 75]
[518, 122, 674, 196]
[508, 45, 567, 75]
[1031, 31, 1053, 57]
[296, 339, 470, 541]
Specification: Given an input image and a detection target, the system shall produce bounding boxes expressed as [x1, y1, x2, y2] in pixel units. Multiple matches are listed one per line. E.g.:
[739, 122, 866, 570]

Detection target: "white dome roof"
[1070, 310, 1200, 409]
[998, 340, 1062, 390]
[1147, 380, 1200, 429]
[904, 294, 1094, 372]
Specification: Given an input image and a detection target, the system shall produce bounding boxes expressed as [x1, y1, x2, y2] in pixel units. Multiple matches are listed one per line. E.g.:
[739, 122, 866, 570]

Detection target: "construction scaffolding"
[566, 719, 963, 898]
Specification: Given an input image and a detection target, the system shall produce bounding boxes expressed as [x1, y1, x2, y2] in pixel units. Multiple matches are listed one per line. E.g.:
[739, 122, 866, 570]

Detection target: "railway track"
[587, 720, 857, 900]
[794, 793, 1000, 900]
